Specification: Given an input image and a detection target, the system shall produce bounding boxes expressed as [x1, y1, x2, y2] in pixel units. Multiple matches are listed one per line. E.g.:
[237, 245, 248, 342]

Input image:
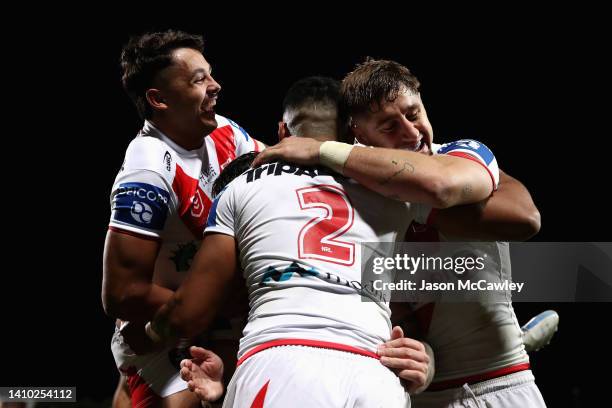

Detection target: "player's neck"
[150, 119, 205, 151]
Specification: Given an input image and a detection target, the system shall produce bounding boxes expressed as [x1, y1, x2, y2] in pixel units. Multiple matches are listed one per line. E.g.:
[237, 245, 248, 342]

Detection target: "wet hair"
[120, 30, 204, 119]
[212, 152, 259, 198]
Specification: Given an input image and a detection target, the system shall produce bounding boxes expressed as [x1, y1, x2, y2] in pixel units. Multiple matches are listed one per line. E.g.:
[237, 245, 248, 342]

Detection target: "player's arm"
[428, 170, 541, 240]
[342, 145, 493, 208]
[251, 137, 495, 208]
[148, 232, 238, 342]
[102, 230, 174, 320]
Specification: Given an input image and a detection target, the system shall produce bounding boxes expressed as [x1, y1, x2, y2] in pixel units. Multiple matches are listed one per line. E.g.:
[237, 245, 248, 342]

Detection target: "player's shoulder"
[122, 134, 177, 177]
[214, 114, 251, 141]
[434, 138, 495, 163]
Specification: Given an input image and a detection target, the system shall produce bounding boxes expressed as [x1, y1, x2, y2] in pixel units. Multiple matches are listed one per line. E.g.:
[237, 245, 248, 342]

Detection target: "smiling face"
[351, 86, 433, 155]
[153, 47, 221, 137]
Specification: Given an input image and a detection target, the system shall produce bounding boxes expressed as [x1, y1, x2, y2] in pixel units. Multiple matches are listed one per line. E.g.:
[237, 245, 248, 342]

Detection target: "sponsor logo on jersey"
[199, 164, 218, 187]
[259, 262, 318, 286]
[131, 201, 154, 224]
[163, 151, 172, 172]
[112, 182, 171, 230]
[245, 162, 332, 184]
[258, 261, 387, 304]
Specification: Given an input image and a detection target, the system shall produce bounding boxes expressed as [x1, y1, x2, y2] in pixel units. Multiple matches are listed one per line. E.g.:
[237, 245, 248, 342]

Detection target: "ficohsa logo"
[131, 201, 154, 224]
[117, 185, 169, 205]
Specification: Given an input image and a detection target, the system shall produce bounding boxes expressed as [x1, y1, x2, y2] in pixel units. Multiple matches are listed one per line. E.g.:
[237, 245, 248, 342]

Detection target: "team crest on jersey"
[190, 189, 206, 218]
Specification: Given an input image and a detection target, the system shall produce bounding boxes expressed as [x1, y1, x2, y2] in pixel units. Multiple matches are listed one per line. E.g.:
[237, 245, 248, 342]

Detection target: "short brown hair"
[340, 58, 420, 120]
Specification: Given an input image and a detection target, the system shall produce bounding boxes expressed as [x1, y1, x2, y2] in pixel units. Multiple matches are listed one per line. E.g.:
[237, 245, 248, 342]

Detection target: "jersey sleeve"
[227, 118, 266, 156]
[436, 139, 500, 191]
[108, 138, 178, 239]
[205, 185, 236, 237]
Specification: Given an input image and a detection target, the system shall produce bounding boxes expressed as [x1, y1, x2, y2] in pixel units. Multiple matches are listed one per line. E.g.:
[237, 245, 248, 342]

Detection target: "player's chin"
[200, 115, 218, 134]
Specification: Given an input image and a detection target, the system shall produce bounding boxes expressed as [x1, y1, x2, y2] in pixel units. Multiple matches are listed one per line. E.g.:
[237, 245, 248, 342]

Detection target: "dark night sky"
[3, 8, 610, 407]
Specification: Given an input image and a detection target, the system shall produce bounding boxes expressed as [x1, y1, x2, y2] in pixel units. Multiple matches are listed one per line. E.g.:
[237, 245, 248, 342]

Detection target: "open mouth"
[404, 138, 428, 154]
[201, 104, 216, 116]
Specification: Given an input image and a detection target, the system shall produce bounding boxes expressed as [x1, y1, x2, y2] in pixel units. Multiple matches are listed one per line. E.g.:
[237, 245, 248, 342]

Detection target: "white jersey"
[205, 162, 414, 358]
[109, 115, 263, 290]
[408, 140, 528, 385]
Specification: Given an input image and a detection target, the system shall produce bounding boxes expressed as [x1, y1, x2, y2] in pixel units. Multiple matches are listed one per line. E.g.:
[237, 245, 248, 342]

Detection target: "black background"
[3, 7, 610, 407]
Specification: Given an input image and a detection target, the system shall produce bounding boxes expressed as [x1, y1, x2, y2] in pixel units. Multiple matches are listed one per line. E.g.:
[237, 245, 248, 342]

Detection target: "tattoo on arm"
[380, 159, 415, 186]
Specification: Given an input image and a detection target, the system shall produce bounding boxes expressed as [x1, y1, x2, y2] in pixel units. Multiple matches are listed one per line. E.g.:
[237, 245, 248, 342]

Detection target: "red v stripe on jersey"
[173, 164, 198, 217]
[209, 125, 236, 172]
[250, 380, 270, 408]
[172, 164, 213, 238]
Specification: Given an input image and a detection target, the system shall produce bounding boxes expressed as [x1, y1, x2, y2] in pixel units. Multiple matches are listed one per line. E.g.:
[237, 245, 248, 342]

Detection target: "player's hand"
[180, 346, 224, 402]
[378, 326, 434, 394]
[251, 137, 323, 168]
[120, 320, 160, 355]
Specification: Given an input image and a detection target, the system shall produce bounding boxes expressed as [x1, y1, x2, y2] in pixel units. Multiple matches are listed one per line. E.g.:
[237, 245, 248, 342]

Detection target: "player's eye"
[381, 122, 397, 132]
[405, 112, 419, 122]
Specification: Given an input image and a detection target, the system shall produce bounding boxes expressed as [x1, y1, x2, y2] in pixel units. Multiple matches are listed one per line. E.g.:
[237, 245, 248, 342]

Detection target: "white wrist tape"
[319, 141, 354, 175]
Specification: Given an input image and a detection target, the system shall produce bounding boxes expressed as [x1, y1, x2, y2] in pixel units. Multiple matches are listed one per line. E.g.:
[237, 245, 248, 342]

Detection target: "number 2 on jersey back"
[296, 185, 355, 265]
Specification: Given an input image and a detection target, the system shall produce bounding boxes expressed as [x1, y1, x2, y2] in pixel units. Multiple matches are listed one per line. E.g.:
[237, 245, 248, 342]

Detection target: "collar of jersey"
[142, 120, 206, 158]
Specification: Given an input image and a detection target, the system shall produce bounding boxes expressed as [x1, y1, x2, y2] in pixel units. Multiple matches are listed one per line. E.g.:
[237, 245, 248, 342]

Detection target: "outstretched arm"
[252, 138, 495, 209]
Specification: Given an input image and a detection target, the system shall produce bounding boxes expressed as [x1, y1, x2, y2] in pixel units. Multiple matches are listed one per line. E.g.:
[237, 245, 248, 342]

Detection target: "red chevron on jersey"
[209, 124, 236, 172]
[172, 164, 213, 238]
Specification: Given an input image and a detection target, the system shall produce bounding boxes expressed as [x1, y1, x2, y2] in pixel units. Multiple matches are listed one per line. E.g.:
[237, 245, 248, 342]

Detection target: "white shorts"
[411, 370, 546, 408]
[111, 326, 187, 398]
[223, 342, 409, 408]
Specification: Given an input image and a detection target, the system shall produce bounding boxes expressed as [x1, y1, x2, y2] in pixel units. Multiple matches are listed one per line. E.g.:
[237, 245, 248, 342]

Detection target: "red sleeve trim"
[446, 151, 496, 192]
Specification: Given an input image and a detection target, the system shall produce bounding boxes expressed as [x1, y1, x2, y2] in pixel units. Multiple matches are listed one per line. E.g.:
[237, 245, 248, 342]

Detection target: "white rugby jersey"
[108, 115, 263, 290]
[205, 162, 415, 358]
[408, 140, 528, 383]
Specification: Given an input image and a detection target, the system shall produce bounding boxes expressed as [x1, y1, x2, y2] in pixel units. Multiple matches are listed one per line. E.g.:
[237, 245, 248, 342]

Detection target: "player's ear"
[278, 122, 290, 142]
[351, 122, 367, 145]
[146, 89, 167, 113]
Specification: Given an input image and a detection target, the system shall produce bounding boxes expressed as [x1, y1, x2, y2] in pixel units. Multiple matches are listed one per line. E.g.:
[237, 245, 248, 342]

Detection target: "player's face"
[352, 87, 433, 155]
[155, 48, 221, 135]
